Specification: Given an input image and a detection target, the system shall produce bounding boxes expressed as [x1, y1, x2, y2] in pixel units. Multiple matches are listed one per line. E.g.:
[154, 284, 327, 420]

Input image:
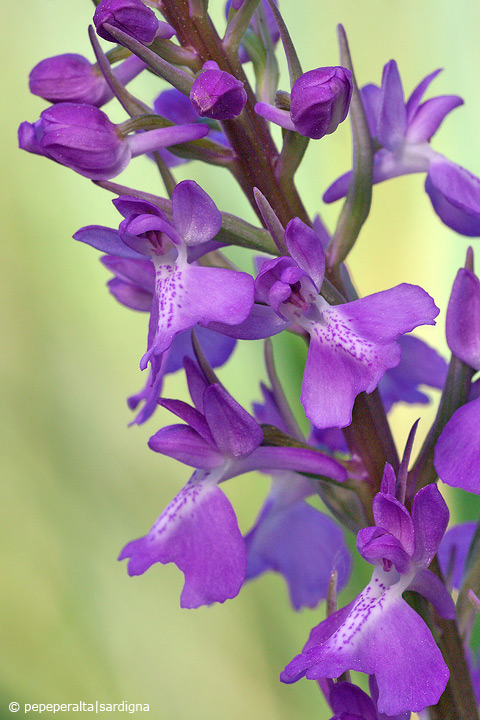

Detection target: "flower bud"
[94, 0, 159, 45]
[18, 103, 209, 180]
[28, 54, 146, 107]
[19, 104, 131, 179]
[290, 66, 353, 139]
[190, 63, 247, 120]
[29, 54, 111, 106]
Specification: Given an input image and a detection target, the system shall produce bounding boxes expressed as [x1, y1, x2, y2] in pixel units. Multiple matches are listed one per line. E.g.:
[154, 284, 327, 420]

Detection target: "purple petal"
[405, 68, 442, 121]
[434, 396, 480, 493]
[310, 426, 349, 454]
[107, 277, 152, 311]
[252, 384, 292, 435]
[329, 682, 378, 720]
[282, 570, 449, 715]
[120, 213, 182, 256]
[407, 568, 456, 619]
[183, 356, 209, 413]
[301, 324, 400, 429]
[74, 225, 143, 259]
[254, 102, 296, 130]
[446, 267, 480, 369]
[380, 463, 397, 496]
[127, 355, 167, 425]
[113, 194, 165, 220]
[171, 180, 222, 246]
[425, 157, 480, 237]
[411, 484, 449, 568]
[372, 493, 415, 556]
[245, 489, 351, 609]
[323, 170, 352, 203]
[357, 526, 412, 574]
[284, 218, 325, 288]
[101, 255, 154, 311]
[207, 303, 290, 340]
[101, 255, 155, 293]
[281, 603, 355, 682]
[167, 326, 235, 374]
[230, 445, 347, 483]
[301, 285, 438, 425]
[119, 480, 246, 608]
[154, 87, 200, 125]
[148, 424, 223, 468]
[437, 522, 477, 589]
[202, 384, 263, 457]
[377, 60, 407, 151]
[159, 399, 214, 444]
[379, 334, 447, 413]
[142, 262, 254, 367]
[323, 146, 430, 203]
[18, 120, 48, 156]
[406, 95, 463, 144]
[334, 284, 439, 343]
[127, 328, 235, 427]
[361, 83, 382, 137]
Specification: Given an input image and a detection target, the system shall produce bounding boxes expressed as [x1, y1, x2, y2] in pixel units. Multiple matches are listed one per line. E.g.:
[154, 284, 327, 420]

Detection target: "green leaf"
[327, 25, 373, 269]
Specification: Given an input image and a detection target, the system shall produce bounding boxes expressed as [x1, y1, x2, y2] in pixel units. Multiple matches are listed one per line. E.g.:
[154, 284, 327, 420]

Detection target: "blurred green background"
[2, 1, 480, 717]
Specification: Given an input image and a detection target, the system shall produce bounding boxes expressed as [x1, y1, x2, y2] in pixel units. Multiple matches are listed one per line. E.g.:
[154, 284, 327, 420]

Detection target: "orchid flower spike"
[324, 60, 480, 236]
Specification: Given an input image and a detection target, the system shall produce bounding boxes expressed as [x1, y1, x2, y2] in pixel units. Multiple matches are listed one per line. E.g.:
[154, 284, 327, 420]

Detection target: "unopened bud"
[290, 66, 353, 139]
[18, 103, 208, 179]
[29, 54, 111, 106]
[94, 0, 159, 45]
[190, 63, 247, 120]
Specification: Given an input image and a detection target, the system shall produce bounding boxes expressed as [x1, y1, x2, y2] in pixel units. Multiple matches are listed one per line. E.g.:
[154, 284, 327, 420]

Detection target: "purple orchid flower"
[324, 60, 480, 236]
[74, 181, 254, 381]
[28, 53, 146, 107]
[245, 471, 352, 610]
[281, 465, 454, 716]
[18, 103, 209, 179]
[245, 370, 352, 610]
[434, 261, 480, 493]
[119, 358, 347, 608]
[209, 218, 439, 428]
[100, 253, 236, 423]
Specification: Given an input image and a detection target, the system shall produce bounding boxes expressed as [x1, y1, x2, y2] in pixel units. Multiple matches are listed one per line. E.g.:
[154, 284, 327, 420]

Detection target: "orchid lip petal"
[142, 260, 254, 367]
[119, 480, 246, 608]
